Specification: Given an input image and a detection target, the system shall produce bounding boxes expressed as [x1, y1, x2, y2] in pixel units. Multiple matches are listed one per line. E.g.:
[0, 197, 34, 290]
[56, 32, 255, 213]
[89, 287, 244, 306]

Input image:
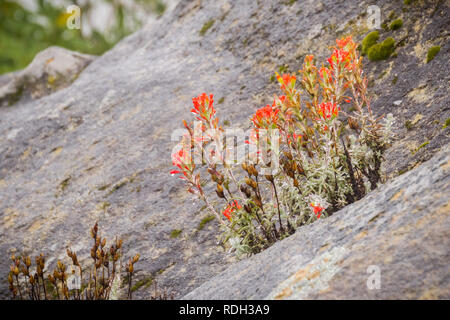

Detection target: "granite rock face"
[184, 150, 450, 299]
[0, 0, 449, 299]
[0, 47, 95, 107]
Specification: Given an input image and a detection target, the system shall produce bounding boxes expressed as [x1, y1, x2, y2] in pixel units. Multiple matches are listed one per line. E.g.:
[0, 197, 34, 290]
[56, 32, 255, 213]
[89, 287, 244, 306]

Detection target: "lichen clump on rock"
[368, 37, 395, 61]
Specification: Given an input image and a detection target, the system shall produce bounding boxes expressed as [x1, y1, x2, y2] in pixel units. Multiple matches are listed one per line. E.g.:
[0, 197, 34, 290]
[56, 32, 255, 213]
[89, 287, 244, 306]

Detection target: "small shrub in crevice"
[8, 222, 140, 300]
[171, 36, 394, 256]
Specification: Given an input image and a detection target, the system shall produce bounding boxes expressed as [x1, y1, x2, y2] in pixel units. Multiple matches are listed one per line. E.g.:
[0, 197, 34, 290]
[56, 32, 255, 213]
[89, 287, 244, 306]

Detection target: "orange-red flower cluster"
[222, 200, 241, 220]
[170, 148, 193, 179]
[317, 101, 340, 120]
[191, 93, 216, 123]
[276, 73, 296, 92]
[310, 203, 325, 219]
[251, 105, 279, 129]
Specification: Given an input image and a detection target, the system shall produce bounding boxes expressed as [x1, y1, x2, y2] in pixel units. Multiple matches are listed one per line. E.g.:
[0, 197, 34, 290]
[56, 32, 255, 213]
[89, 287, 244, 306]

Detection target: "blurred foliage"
[0, 0, 167, 75]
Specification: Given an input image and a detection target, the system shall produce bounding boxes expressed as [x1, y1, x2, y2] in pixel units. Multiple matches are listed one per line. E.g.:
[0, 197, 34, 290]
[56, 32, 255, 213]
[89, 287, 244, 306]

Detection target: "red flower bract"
[317, 101, 340, 120]
[171, 148, 193, 179]
[310, 203, 325, 219]
[222, 200, 241, 220]
[276, 73, 296, 91]
[191, 93, 215, 122]
[251, 105, 279, 129]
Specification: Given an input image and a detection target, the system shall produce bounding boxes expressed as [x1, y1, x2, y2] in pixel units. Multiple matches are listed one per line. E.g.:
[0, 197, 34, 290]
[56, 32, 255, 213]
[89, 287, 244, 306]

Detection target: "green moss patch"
[389, 19, 403, 31]
[361, 31, 379, 56]
[426, 46, 440, 63]
[199, 19, 215, 36]
[131, 277, 153, 292]
[170, 229, 182, 239]
[368, 37, 395, 61]
[198, 214, 215, 230]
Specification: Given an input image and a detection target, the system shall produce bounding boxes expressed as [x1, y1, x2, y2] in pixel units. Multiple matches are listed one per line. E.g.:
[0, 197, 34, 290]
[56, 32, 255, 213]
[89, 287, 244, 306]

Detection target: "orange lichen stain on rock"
[318, 286, 332, 295]
[440, 159, 450, 171]
[274, 286, 293, 300]
[51, 146, 63, 157]
[318, 243, 330, 253]
[390, 189, 404, 202]
[293, 264, 312, 283]
[419, 288, 441, 300]
[3, 208, 17, 228]
[354, 229, 368, 240]
[306, 270, 321, 280]
[28, 219, 42, 232]
[20, 147, 32, 160]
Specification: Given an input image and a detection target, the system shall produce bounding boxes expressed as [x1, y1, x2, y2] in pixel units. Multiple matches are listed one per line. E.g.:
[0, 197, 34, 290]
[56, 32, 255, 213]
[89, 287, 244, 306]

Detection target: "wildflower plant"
[171, 36, 394, 256]
[8, 222, 140, 300]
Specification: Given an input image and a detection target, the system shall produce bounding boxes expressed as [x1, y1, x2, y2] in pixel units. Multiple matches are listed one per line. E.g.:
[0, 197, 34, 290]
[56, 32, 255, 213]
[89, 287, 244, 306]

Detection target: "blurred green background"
[0, 0, 170, 75]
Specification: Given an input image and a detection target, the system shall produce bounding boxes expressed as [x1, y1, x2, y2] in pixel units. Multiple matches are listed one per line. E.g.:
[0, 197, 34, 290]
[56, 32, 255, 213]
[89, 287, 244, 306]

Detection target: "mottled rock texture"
[184, 149, 450, 299]
[0, 47, 95, 107]
[0, 0, 449, 299]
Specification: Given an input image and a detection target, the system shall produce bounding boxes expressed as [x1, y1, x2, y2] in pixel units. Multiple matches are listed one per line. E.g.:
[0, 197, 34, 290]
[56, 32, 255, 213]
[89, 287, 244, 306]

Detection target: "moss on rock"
[362, 31, 379, 56]
[390, 19, 403, 31]
[368, 37, 395, 61]
[426, 46, 440, 63]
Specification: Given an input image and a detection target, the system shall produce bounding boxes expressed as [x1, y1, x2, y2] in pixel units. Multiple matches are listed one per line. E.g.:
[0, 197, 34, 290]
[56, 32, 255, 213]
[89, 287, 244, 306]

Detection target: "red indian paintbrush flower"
[276, 73, 296, 92]
[327, 48, 350, 71]
[170, 147, 193, 179]
[317, 101, 340, 120]
[222, 200, 241, 220]
[251, 105, 279, 129]
[310, 203, 325, 219]
[191, 93, 216, 123]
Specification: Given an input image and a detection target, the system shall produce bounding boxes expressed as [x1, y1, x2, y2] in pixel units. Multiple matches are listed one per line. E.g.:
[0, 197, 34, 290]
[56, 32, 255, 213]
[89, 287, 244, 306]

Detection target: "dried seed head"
[265, 174, 274, 182]
[133, 254, 140, 264]
[216, 184, 225, 199]
[240, 185, 252, 198]
[25, 256, 31, 268]
[348, 117, 360, 131]
[249, 165, 258, 177]
[245, 177, 257, 190]
[252, 196, 263, 209]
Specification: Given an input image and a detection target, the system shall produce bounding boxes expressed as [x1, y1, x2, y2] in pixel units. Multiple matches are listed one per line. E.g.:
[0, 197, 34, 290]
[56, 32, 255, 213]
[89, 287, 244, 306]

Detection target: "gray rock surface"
[0, 0, 449, 299]
[0, 47, 95, 107]
[184, 149, 450, 299]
